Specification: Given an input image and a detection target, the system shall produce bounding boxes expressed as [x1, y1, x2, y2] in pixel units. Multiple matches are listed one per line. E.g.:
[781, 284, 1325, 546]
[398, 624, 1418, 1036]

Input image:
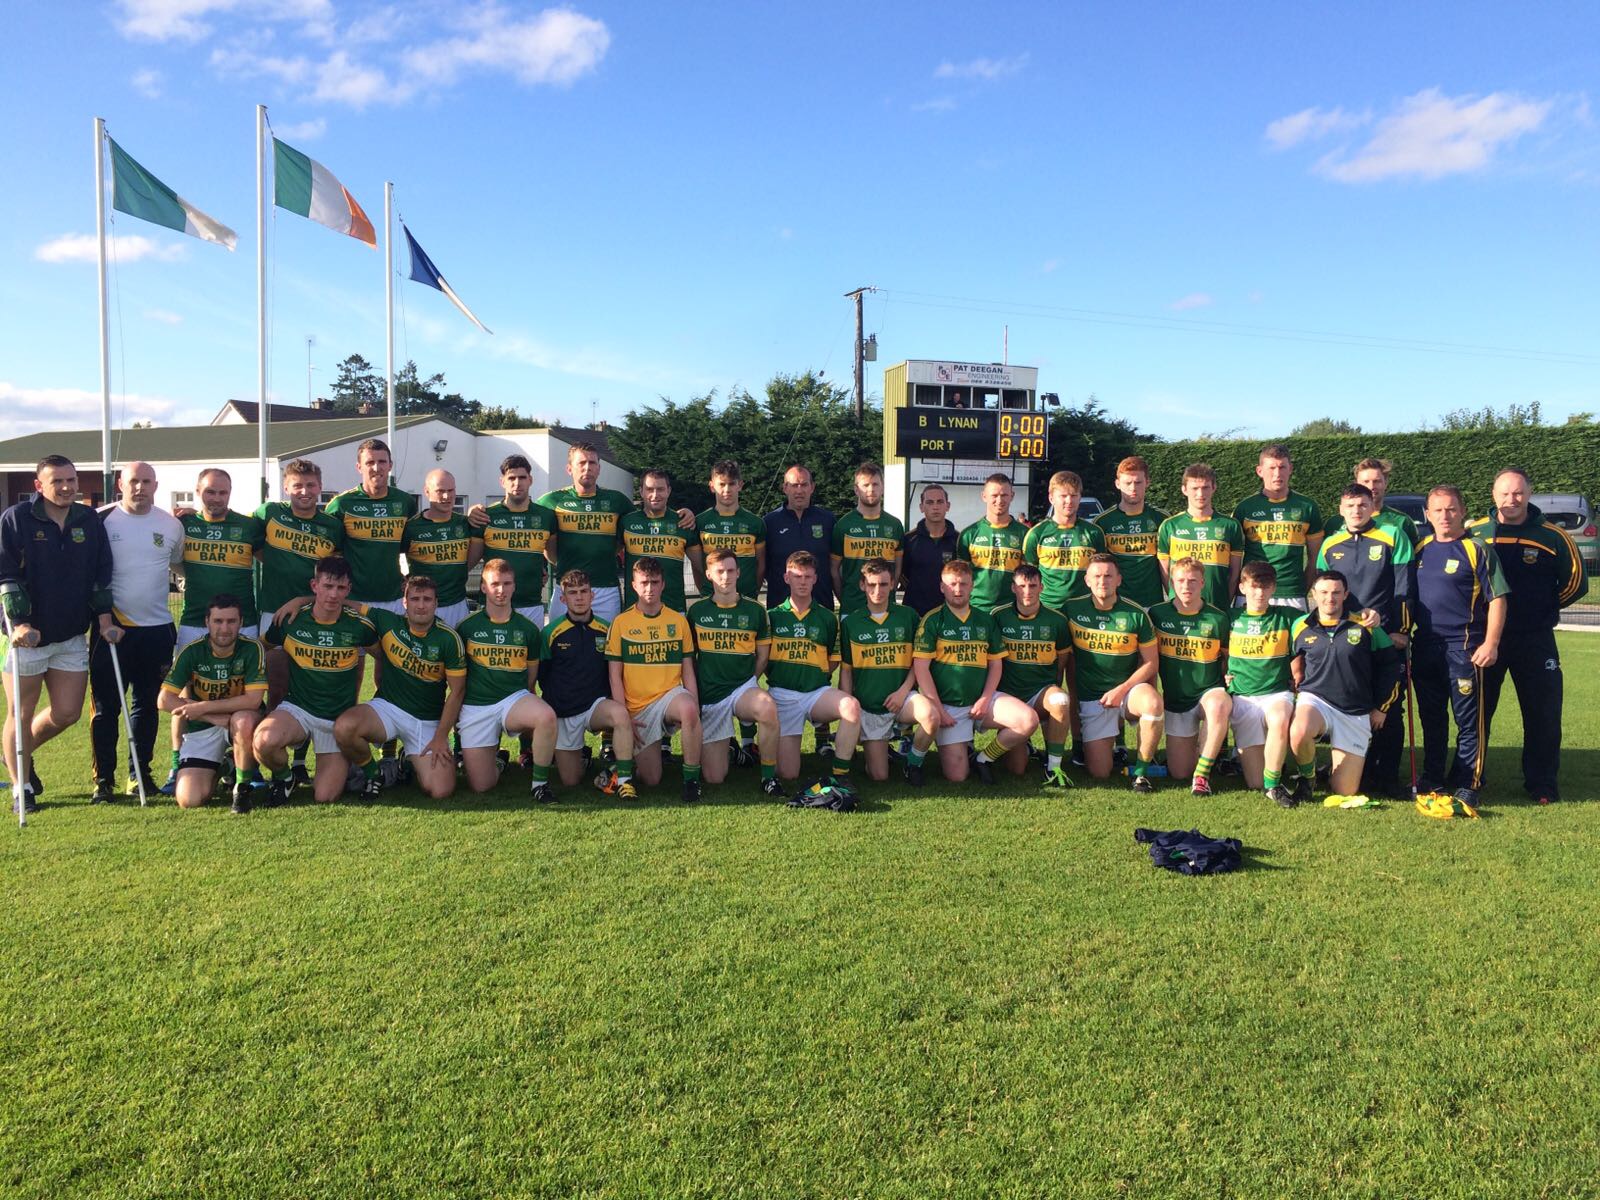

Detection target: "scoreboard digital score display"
[895, 408, 1050, 461]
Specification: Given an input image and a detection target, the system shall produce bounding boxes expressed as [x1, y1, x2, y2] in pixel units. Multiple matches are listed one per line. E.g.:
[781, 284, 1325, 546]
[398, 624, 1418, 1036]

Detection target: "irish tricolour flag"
[108, 137, 238, 250]
[273, 138, 376, 247]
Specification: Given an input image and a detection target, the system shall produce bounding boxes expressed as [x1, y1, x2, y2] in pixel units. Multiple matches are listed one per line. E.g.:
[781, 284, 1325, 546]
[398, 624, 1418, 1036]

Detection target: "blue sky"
[4, 1, 1597, 439]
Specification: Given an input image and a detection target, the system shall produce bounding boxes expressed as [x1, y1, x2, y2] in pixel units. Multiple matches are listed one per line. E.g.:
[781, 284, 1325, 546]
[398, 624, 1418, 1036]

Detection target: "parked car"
[1533, 493, 1599, 572]
[1383, 493, 1428, 527]
[1077, 496, 1105, 522]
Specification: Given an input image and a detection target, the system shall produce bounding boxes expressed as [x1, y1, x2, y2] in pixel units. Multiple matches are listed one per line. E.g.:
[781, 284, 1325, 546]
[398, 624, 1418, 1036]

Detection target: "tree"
[1429, 400, 1543, 431]
[1290, 417, 1362, 437]
[472, 404, 543, 431]
[1040, 396, 1155, 513]
[329, 354, 383, 414]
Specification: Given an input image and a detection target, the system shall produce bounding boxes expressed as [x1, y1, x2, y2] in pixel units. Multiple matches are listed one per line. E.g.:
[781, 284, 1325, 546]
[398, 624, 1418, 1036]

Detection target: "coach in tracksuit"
[763, 464, 835, 610]
[1469, 468, 1589, 805]
[1412, 485, 1508, 806]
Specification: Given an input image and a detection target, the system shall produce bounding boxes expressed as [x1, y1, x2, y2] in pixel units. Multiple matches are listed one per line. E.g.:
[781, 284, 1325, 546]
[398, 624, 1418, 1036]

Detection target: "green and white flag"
[273, 138, 376, 247]
[108, 136, 238, 250]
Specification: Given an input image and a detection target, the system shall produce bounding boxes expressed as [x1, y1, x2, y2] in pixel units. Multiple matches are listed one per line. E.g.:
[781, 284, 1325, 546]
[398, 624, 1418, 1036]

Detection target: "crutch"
[1404, 646, 1419, 798]
[3, 609, 27, 827]
[106, 637, 147, 807]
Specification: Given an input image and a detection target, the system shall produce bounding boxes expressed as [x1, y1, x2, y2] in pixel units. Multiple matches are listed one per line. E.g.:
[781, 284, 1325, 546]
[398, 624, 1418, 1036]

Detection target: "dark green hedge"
[1134, 427, 1600, 516]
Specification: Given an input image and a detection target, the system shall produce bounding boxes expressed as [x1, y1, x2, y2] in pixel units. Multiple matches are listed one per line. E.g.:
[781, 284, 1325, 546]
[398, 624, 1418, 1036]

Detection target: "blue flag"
[403, 224, 491, 333]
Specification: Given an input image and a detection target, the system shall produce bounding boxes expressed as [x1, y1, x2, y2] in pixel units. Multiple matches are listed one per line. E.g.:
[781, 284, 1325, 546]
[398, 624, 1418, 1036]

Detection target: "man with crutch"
[1, 455, 117, 815]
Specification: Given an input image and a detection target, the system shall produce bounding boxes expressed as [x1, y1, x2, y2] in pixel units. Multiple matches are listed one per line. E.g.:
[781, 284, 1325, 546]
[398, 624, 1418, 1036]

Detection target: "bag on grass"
[1133, 827, 1243, 875]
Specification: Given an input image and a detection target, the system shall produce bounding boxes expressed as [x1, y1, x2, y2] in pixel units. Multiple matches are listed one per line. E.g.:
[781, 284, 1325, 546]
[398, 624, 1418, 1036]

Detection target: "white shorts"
[364, 598, 407, 616]
[556, 697, 606, 753]
[1079, 696, 1136, 743]
[177, 622, 259, 648]
[1234, 596, 1307, 611]
[773, 685, 831, 737]
[434, 600, 470, 628]
[934, 703, 974, 747]
[1164, 687, 1227, 739]
[633, 685, 689, 747]
[515, 604, 545, 628]
[701, 678, 760, 741]
[177, 723, 230, 768]
[1229, 690, 1295, 750]
[860, 708, 901, 743]
[366, 697, 441, 756]
[458, 693, 524, 750]
[1296, 691, 1372, 757]
[550, 586, 621, 626]
[1022, 684, 1069, 712]
[273, 700, 340, 755]
[1, 634, 89, 677]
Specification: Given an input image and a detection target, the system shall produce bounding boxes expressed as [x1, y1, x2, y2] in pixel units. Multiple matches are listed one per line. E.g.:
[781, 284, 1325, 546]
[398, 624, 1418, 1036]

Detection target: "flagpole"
[384, 181, 395, 453]
[256, 104, 269, 502]
[94, 117, 112, 502]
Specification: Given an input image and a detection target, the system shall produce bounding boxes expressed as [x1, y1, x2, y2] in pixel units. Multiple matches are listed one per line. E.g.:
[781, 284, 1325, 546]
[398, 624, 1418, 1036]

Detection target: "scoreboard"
[894, 408, 1049, 461]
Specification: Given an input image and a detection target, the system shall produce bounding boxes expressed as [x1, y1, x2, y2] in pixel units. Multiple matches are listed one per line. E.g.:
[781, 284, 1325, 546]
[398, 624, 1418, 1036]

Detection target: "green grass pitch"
[3, 635, 1599, 1198]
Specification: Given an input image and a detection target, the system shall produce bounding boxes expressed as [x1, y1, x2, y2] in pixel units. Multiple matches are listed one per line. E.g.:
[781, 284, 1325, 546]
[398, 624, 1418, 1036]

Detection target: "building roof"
[547, 424, 620, 465]
[213, 400, 344, 424]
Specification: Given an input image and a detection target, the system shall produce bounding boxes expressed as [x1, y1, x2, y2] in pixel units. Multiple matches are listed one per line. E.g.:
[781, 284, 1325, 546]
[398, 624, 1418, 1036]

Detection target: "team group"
[0, 437, 1586, 815]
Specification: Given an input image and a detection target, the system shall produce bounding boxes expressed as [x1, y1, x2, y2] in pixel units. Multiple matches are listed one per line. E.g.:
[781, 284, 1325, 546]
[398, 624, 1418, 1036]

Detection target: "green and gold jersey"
[1225, 605, 1299, 697]
[687, 595, 769, 706]
[324, 486, 417, 603]
[991, 602, 1071, 702]
[264, 606, 377, 720]
[1157, 512, 1245, 609]
[1233, 490, 1323, 599]
[621, 509, 695, 612]
[840, 603, 920, 715]
[537, 486, 633, 589]
[604, 604, 694, 712]
[162, 635, 268, 703]
[765, 599, 838, 694]
[914, 603, 1006, 708]
[957, 518, 1028, 612]
[1023, 518, 1107, 609]
[1063, 596, 1155, 700]
[456, 609, 542, 708]
[402, 511, 474, 606]
[253, 502, 344, 617]
[1147, 600, 1228, 712]
[472, 501, 556, 609]
[179, 510, 263, 626]
[695, 507, 766, 599]
[1094, 505, 1168, 608]
[831, 510, 905, 613]
[368, 607, 466, 721]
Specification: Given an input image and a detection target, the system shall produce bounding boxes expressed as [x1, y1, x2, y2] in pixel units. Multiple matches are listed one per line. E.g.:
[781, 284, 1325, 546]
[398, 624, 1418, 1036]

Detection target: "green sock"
[361, 759, 379, 781]
[1129, 758, 1145, 778]
[235, 766, 250, 785]
[1263, 769, 1281, 790]
[909, 746, 927, 766]
[1195, 754, 1216, 781]
[980, 743, 1004, 764]
[831, 756, 851, 778]
[615, 759, 634, 782]
[760, 761, 776, 782]
[1046, 741, 1065, 771]
[530, 763, 549, 784]
[684, 763, 702, 783]
[1295, 747, 1316, 773]
[169, 750, 181, 772]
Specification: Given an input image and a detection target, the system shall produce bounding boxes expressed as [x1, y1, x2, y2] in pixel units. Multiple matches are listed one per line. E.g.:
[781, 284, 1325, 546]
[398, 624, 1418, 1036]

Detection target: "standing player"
[1156, 463, 1244, 610]
[333, 575, 467, 801]
[957, 473, 1028, 613]
[542, 570, 637, 797]
[1024, 470, 1106, 611]
[912, 559, 1038, 785]
[1095, 455, 1168, 610]
[689, 547, 782, 793]
[622, 468, 695, 615]
[1232, 444, 1322, 608]
[1063, 553, 1164, 789]
[1324, 457, 1420, 549]
[831, 462, 904, 614]
[254, 556, 377, 805]
[606, 558, 702, 798]
[540, 442, 631, 625]
[1226, 561, 1302, 804]
[763, 464, 836, 611]
[691, 460, 766, 601]
[1287, 571, 1404, 799]
[900, 484, 959, 616]
[1148, 559, 1231, 794]
[765, 551, 861, 800]
[453, 559, 559, 798]
[840, 558, 936, 783]
[990, 564, 1073, 788]
[325, 439, 416, 615]
[157, 594, 266, 813]
[401, 469, 478, 627]
[471, 455, 557, 625]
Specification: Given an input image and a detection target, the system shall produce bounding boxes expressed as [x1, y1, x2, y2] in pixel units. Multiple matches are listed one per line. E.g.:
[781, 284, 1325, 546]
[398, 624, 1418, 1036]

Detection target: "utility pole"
[306, 335, 316, 407]
[844, 286, 876, 423]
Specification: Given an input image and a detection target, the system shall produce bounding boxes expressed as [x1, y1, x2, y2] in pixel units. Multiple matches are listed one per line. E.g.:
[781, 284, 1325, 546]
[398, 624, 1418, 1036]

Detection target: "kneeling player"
[606, 558, 703, 799]
[157, 593, 266, 812]
[912, 559, 1039, 785]
[840, 557, 936, 783]
[543, 571, 637, 798]
[990, 564, 1073, 788]
[1226, 561, 1302, 804]
[333, 575, 467, 800]
[689, 548, 783, 794]
[456, 558, 558, 798]
[1288, 570, 1403, 798]
[1063, 553, 1164, 788]
[1148, 557, 1232, 795]
[767, 551, 861, 804]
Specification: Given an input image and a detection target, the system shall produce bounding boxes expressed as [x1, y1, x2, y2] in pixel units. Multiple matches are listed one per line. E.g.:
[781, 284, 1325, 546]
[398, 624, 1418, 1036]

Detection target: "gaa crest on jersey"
[1368, 544, 1383, 561]
[71, 527, 85, 542]
[1524, 547, 1539, 564]
[1346, 629, 1362, 645]
[153, 532, 165, 547]
[1444, 558, 1459, 574]
[1456, 677, 1473, 695]
[812, 525, 824, 537]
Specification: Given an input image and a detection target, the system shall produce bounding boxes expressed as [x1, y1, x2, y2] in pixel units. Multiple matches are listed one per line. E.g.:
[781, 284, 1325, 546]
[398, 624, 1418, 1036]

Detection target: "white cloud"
[934, 54, 1027, 82]
[0, 381, 192, 437]
[1169, 292, 1214, 311]
[777, 227, 794, 240]
[116, 0, 333, 43]
[311, 50, 394, 107]
[911, 96, 957, 114]
[131, 67, 164, 97]
[274, 116, 327, 140]
[35, 233, 187, 264]
[403, 5, 610, 88]
[1041, 259, 1060, 274]
[144, 308, 184, 325]
[1264, 105, 1366, 150]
